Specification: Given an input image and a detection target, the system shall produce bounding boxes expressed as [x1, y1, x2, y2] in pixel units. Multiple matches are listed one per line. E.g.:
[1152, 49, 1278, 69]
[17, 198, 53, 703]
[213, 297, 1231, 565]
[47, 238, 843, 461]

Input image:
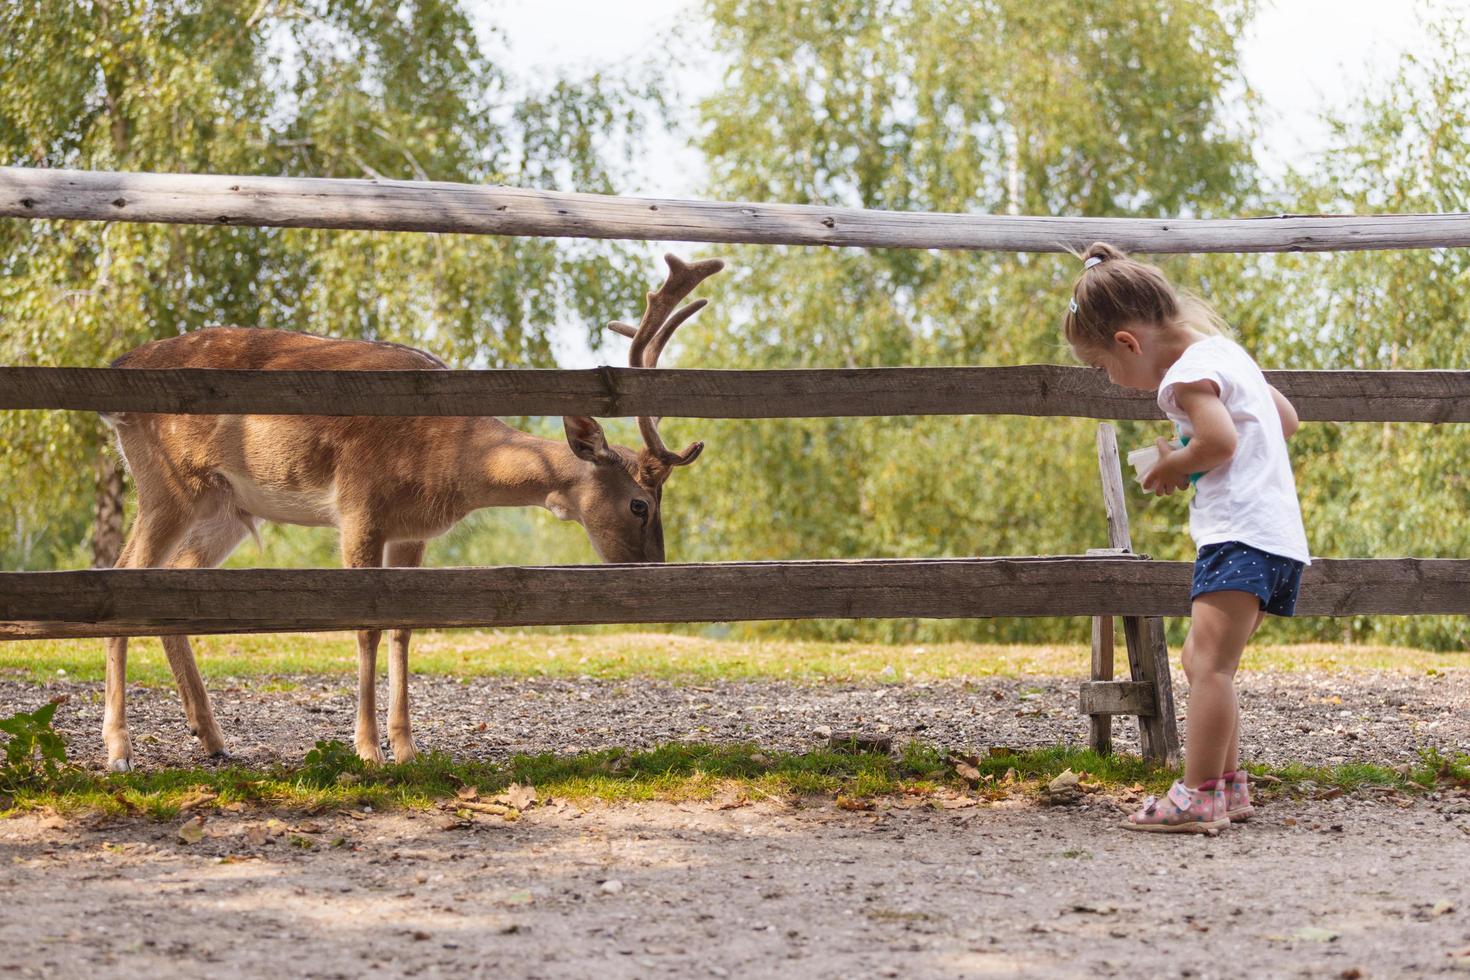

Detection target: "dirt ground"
[2, 793, 1469, 979]
[2, 668, 1469, 979]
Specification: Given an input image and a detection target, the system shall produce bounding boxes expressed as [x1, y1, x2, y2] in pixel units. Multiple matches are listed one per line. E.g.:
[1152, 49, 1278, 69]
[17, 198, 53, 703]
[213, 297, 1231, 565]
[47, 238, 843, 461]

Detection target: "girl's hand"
[1141, 437, 1189, 496]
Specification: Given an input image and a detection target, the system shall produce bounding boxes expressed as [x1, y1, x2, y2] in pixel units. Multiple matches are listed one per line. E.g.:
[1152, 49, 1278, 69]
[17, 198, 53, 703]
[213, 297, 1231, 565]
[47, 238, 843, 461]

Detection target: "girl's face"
[1072, 323, 1165, 391]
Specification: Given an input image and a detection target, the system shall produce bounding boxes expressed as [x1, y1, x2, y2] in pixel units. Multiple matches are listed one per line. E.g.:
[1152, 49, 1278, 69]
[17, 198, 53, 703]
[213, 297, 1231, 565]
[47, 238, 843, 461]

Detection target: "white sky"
[476, 0, 1446, 365]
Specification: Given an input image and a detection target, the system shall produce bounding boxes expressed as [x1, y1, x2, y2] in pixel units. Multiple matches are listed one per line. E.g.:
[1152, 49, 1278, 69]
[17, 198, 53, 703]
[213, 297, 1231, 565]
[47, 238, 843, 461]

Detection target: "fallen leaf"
[713, 789, 750, 810]
[456, 785, 479, 801]
[1432, 899, 1456, 917]
[836, 795, 874, 812]
[1047, 770, 1081, 793]
[493, 783, 537, 810]
[952, 761, 982, 786]
[1293, 927, 1338, 943]
[177, 815, 206, 845]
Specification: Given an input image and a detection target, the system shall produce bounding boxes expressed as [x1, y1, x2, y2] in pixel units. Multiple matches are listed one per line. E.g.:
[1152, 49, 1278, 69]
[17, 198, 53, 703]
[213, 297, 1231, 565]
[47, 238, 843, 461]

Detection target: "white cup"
[1127, 441, 1183, 485]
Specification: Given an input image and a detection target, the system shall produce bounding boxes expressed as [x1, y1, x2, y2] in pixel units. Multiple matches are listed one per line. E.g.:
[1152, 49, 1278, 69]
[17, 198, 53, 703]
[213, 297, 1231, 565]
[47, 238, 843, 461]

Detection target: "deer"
[98, 253, 724, 771]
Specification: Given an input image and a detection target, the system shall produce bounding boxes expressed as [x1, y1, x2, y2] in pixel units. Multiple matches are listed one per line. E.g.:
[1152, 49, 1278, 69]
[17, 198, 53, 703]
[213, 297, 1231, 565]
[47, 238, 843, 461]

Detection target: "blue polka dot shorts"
[1191, 541, 1305, 617]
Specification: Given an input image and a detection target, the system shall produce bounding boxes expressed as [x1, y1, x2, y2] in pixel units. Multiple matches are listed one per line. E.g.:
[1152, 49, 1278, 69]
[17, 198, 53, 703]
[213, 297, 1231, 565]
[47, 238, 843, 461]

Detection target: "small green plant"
[0, 697, 69, 796]
[299, 738, 366, 788]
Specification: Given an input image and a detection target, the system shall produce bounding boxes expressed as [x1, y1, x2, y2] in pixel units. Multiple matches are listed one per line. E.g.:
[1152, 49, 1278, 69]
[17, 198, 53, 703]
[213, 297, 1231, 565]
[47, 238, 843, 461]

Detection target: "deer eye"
[630, 498, 649, 522]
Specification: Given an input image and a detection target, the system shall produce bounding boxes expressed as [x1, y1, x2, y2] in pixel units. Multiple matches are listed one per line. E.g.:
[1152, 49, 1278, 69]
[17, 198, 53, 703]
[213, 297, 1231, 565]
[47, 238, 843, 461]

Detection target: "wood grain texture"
[1095, 425, 1181, 766]
[1088, 615, 1116, 752]
[2, 365, 1466, 422]
[6, 167, 1470, 253]
[1078, 681, 1157, 717]
[2, 557, 1466, 640]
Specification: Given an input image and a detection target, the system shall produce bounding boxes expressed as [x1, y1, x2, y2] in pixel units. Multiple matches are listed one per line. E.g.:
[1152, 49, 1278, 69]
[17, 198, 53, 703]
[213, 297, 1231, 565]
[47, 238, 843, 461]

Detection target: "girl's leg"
[1222, 609, 1267, 775]
[1181, 591, 1260, 788]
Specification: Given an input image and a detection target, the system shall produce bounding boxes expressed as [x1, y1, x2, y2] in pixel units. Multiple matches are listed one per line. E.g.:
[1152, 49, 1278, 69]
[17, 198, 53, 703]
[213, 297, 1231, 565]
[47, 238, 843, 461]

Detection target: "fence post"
[1086, 423, 1182, 767]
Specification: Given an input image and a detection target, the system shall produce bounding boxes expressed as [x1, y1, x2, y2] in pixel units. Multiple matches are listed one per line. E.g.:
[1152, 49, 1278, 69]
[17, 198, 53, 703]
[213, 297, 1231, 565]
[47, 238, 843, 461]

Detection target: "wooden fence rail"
[6, 167, 1470, 253]
[3, 556, 1467, 640]
[3, 365, 1467, 422]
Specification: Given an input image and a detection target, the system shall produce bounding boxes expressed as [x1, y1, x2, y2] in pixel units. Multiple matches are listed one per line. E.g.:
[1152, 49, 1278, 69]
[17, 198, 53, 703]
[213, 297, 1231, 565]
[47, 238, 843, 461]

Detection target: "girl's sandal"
[1224, 770, 1255, 822]
[1123, 780, 1229, 834]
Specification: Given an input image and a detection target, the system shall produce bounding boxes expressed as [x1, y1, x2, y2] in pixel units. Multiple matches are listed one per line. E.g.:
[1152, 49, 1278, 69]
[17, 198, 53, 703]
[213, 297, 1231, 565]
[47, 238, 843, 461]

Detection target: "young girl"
[1063, 241, 1310, 834]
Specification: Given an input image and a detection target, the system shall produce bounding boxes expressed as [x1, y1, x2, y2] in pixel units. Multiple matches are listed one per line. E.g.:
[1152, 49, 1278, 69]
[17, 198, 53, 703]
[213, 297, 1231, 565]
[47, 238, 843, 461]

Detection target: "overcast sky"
[474, 0, 1449, 364]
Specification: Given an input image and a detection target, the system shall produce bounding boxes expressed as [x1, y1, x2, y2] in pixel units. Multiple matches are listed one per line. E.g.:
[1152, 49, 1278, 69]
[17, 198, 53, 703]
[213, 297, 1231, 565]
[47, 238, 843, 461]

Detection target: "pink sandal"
[1223, 770, 1254, 822]
[1123, 780, 1229, 833]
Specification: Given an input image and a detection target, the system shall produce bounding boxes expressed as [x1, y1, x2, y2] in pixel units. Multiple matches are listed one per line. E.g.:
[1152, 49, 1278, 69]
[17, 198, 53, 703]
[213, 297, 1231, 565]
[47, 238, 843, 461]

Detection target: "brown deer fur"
[98, 254, 722, 770]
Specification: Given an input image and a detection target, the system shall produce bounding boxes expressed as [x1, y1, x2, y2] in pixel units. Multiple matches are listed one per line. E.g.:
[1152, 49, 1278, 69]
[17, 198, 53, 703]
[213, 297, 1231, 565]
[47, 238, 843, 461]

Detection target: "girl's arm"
[1142, 381, 1236, 495]
[1269, 385, 1299, 439]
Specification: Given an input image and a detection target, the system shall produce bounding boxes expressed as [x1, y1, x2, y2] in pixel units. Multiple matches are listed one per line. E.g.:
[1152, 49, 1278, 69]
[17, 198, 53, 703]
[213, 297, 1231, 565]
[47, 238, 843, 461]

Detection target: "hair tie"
[1068, 298, 1079, 314]
[1083, 256, 1103, 269]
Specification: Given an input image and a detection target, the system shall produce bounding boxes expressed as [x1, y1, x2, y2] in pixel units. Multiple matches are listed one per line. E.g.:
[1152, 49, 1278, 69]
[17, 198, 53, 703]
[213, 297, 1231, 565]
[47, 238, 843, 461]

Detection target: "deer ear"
[563, 416, 616, 465]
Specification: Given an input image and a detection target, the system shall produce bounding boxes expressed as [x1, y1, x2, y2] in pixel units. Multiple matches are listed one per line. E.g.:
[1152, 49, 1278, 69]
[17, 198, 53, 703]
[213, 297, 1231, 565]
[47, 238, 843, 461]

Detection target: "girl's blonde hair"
[1062, 241, 1227, 351]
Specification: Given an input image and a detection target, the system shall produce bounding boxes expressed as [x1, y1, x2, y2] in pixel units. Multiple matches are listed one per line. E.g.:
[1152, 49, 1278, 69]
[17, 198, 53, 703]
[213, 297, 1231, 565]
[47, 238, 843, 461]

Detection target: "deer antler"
[606, 253, 724, 468]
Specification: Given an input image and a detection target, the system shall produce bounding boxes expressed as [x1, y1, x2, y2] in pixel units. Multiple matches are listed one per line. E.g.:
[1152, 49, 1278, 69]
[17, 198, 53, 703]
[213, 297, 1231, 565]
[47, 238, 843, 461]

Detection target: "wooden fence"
[3, 166, 1468, 766]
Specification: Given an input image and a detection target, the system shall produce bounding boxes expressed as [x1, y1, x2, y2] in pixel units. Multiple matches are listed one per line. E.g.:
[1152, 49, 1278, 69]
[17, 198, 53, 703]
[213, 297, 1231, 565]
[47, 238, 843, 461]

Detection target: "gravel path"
[2, 668, 1466, 771]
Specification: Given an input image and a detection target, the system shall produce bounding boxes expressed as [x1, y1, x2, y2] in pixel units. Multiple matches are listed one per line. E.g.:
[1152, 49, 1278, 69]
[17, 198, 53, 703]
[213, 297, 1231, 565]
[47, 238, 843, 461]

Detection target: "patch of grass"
[1, 633, 1462, 686]
[7, 740, 1463, 821]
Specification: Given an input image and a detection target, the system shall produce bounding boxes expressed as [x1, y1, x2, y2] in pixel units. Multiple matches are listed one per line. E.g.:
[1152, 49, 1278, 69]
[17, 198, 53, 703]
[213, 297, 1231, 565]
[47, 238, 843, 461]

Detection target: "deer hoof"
[392, 740, 419, 764]
[356, 743, 386, 766]
[208, 748, 231, 761]
[108, 757, 133, 773]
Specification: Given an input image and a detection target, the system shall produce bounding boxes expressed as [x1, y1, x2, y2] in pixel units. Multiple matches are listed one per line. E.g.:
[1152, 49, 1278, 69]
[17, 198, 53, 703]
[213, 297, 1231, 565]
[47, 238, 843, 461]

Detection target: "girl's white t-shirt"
[1157, 336, 1311, 564]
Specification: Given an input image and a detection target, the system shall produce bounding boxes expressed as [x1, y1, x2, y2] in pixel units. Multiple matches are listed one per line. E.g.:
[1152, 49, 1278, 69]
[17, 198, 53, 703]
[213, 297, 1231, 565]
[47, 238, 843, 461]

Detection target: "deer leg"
[103, 508, 191, 772]
[342, 525, 387, 764]
[385, 540, 426, 763]
[162, 513, 252, 758]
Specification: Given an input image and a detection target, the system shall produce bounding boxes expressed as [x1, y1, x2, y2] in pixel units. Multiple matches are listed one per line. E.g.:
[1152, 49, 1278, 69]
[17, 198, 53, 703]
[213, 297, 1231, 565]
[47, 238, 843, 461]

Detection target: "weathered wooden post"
[1080, 423, 1181, 767]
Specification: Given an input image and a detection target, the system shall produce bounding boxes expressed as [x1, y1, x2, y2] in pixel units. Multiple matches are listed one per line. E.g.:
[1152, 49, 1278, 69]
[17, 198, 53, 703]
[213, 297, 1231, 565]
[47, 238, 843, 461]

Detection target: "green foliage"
[670, 0, 1262, 641]
[3, 2, 1468, 651]
[0, 698, 70, 792]
[299, 738, 366, 789]
[0, 0, 653, 567]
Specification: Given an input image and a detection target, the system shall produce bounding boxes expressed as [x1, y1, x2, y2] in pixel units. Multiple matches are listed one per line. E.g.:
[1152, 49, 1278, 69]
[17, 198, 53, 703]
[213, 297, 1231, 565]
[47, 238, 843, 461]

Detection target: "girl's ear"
[1113, 330, 1143, 355]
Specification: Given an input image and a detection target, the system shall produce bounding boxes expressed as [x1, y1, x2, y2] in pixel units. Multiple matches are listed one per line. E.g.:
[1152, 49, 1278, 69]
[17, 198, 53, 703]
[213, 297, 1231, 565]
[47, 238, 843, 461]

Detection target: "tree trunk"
[91, 446, 125, 568]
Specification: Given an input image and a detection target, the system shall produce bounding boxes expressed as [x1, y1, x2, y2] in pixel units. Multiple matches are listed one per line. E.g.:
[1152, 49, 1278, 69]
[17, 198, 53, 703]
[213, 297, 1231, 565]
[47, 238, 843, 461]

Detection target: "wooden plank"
[6, 167, 1470, 253]
[1095, 424, 1181, 767]
[1084, 546, 1126, 755]
[2, 557, 1467, 640]
[1142, 616, 1180, 764]
[1096, 425, 1133, 552]
[1, 365, 1466, 423]
[1089, 616, 1116, 753]
[1078, 681, 1156, 717]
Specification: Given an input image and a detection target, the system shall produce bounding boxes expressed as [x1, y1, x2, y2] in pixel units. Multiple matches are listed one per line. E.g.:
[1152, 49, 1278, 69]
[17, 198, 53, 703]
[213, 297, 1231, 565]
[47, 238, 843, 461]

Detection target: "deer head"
[559, 253, 725, 563]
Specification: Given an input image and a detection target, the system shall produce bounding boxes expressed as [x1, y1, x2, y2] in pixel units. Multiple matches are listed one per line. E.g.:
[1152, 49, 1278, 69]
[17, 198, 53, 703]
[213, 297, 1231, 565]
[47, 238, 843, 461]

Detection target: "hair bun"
[1081, 241, 1127, 265]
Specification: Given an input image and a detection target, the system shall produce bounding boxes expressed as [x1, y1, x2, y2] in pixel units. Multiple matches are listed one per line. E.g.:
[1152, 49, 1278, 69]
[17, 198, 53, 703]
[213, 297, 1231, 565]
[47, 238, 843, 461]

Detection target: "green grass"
[5, 740, 1465, 822]
[1, 632, 1463, 686]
